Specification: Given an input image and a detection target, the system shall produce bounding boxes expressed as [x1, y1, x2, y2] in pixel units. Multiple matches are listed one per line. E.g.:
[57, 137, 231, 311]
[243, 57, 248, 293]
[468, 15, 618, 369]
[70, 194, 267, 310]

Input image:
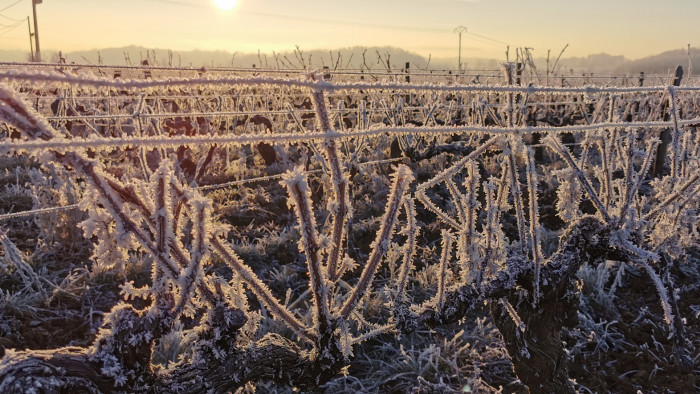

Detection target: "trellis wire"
[0, 157, 405, 221]
[3, 118, 699, 154]
[39, 100, 638, 122]
[0, 204, 79, 221]
[3, 69, 700, 94]
[3, 62, 694, 85]
[1, 62, 501, 76]
[2, 69, 699, 218]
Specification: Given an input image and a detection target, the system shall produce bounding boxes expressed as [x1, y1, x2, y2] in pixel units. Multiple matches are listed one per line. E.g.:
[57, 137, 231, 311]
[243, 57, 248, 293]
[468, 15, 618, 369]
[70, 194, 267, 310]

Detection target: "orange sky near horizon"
[0, 0, 697, 61]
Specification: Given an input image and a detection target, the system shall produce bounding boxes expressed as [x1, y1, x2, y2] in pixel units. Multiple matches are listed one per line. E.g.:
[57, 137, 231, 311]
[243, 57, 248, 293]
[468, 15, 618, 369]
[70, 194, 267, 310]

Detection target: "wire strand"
[0, 0, 21, 14]
[0, 12, 23, 22]
[0, 158, 405, 221]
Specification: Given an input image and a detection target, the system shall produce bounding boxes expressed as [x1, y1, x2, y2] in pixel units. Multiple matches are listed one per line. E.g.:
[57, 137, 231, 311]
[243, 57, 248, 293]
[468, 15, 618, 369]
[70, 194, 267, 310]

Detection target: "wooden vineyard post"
[672, 66, 683, 86]
[653, 65, 683, 177]
[404, 62, 411, 104]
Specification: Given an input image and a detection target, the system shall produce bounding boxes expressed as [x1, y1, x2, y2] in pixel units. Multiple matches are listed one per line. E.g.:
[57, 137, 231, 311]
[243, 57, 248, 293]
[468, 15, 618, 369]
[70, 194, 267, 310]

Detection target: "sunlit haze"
[214, 0, 238, 11]
[0, 0, 698, 61]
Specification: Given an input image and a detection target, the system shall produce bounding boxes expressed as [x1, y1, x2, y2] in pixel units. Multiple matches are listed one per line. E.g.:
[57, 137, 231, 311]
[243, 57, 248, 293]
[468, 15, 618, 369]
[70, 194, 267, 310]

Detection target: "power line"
[0, 0, 509, 54]
[0, 0, 22, 13]
[0, 14, 21, 27]
[126, 0, 511, 45]
[0, 12, 23, 22]
[467, 31, 510, 47]
[0, 18, 21, 36]
[245, 11, 447, 34]
[0, 20, 19, 28]
[142, 0, 204, 8]
[468, 35, 507, 48]
[140, 0, 447, 34]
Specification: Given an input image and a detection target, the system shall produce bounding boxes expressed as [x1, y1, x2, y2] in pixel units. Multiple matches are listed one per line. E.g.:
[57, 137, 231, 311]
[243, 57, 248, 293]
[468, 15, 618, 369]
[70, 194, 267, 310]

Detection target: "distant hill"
[550, 48, 699, 75]
[1, 46, 697, 75]
[0, 46, 456, 70]
[625, 48, 699, 74]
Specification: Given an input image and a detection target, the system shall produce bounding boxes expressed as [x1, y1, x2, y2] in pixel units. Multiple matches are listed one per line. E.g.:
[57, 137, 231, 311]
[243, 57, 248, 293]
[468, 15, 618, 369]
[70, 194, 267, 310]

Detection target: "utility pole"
[454, 26, 467, 74]
[26, 16, 34, 62]
[32, 0, 42, 62]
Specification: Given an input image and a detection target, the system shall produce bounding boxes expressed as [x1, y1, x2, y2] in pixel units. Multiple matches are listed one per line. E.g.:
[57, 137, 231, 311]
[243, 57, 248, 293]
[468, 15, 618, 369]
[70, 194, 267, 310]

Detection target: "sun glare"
[214, 0, 238, 11]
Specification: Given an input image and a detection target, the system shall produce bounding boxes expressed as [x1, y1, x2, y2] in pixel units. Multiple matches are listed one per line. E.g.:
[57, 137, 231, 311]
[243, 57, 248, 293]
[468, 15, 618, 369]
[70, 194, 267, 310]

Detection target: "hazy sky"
[0, 0, 697, 60]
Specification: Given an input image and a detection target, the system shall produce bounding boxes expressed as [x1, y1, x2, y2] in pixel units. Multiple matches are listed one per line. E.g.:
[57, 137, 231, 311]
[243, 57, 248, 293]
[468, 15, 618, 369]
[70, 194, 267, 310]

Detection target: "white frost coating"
[416, 137, 503, 192]
[501, 298, 527, 333]
[349, 323, 395, 345]
[211, 236, 314, 343]
[0, 85, 58, 141]
[619, 138, 659, 221]
[280, 167, 331, 336]
[636, 258, 675, 329]
[0, 229, 45, 296]
[1, 65, 699, 391]
[151, 161, 175, 304]
[666, 86, 683, 181]
[416, 191, 460, 231]
[477, 178, 506, 288]
[3, 68, 700, 94]
[643, 173, 700, 221]
[339, 164, 414, 319]
[461, 161, 481, 280]
[6, 118, 700, 156]
[545, 134, 612, 224]
[525, 149, 543, 305]
[415, 141, 496, 260]
[444, 178, 468, 227]
[174, 193, 212, 317]
[314, 87, 352, 285]
[554, 168, 582, 223]
[505, 141, 528, 254]
[435, 230, 454, 311]
[395, 197, 419, 298]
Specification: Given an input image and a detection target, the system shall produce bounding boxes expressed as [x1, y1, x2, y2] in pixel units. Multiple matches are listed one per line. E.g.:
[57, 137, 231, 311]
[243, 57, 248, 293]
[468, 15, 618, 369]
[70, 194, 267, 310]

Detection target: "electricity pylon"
[454, 26, 467, 73]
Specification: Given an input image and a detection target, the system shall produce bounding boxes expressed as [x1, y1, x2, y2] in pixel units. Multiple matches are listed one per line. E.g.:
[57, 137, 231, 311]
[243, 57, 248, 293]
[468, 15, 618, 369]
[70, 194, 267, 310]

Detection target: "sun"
[214, 0, 238, 11]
